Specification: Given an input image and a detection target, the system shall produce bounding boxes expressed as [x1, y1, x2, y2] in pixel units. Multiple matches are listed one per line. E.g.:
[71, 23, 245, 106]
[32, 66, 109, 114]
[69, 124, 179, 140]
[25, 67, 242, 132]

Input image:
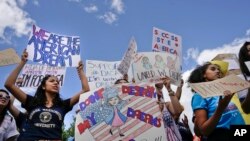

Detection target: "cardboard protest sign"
[75, 84, 166, 141]
[212, 53, 241, 75]
[132, 52, 181, 85]
[189, 74, 250, 98]
[117, 37, 137, 75]
[0, 48, 20, 66]
[152, 27, 182, 70]
[17, 64, 66, 87]
[86, 60, 122, 90]
[26, 25, 81, 67]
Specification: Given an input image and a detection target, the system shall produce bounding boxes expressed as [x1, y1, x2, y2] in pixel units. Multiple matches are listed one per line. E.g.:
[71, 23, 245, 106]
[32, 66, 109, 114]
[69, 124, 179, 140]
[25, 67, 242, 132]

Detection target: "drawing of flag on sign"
[75, 84, 167, 141]
[26, 25, 81, 67]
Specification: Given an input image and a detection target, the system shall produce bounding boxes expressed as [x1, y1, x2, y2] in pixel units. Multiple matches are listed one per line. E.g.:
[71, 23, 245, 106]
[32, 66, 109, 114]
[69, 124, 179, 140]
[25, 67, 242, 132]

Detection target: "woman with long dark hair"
[5, 50, 90, 140]
[0, 89, 19, 141]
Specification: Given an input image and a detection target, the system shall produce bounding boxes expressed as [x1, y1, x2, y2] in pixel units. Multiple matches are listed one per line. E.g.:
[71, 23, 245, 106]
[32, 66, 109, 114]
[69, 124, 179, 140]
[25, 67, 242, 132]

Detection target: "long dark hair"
[239, 41, 250, 77]
[31, 75, 63, 107]
[187, 62, 212, 92]
[0, 89, 11, 126]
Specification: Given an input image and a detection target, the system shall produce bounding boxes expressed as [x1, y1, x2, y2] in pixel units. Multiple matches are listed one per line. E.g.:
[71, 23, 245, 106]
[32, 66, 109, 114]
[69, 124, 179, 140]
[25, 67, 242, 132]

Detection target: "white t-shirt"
[0, 114, 19, 141]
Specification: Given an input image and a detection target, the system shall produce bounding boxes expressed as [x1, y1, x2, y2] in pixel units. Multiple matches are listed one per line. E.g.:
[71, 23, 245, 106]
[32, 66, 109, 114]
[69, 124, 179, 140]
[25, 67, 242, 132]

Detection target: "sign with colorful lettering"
[26, 25, 81, 67]
[132, 52, 181, 85]
[75, 84, 166, 141]
[189, 74, 250, 98]
[18, 64, 66, 87]
[118, 37, 137, 75]
[152, 27, 182, 71]
[0, 48, 20, 66]
[86, 60, 122, 89]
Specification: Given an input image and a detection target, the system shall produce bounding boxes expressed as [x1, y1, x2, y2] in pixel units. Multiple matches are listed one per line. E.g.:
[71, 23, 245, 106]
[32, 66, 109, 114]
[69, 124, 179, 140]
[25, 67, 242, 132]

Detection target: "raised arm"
[8, 95, 21, 119]
[195, 91, 234, 136]
[175, 79, 184, 100]
[164, 77, 183, 116]
[4, 50, 28, 104]
[70, 61, 90, 107]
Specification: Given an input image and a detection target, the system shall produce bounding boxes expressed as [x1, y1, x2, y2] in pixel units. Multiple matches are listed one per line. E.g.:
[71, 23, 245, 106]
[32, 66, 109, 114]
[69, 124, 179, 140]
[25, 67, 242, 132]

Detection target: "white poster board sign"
[117, 37, 137, 75]
[132, 52, 181, 85]
[75, 84, 166, 141]
[189, 74, 250, 98]
[26, 25, 81, 67]
[0, 48, 20, 66]
[86, 60, 122, 89]
[18, 64, 66, 87]
[152, 27, 182, 71]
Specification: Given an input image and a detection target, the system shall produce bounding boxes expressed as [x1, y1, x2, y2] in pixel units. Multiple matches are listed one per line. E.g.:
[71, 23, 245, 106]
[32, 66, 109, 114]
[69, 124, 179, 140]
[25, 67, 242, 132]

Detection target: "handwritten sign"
[189, 74, 250, 98]
[18, 64, 66, 87]
[117, 37, 137, 75]
[86, 60, 122, 89]
[0, 48, 20, 66]
[75, 84, 166, 141]
[152, 27, 182, 70]
[212, 53, 241, 75]
[26, 25, 81, 67]
[132, 52, 181, 85]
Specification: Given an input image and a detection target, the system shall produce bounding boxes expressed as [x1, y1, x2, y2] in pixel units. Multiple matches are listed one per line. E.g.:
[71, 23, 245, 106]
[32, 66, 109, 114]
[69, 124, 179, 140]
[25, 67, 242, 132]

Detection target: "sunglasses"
[0, 93, 10, 100]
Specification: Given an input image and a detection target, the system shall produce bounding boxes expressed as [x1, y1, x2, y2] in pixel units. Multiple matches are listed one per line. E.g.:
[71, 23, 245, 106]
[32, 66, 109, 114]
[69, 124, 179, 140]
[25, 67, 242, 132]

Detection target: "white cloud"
[111, 0, 124, 14]
[33, 0, 39, 6]
[0, 0, 34, 42]
[98, 12, 117, 24]
[184, 47, 199, 61]
[68, 0, 82, 2]
[17, 0, 27, 7]
[84, 4, 98, 13]
[196, 36, 250, 65]
[246, 29, 250, 36]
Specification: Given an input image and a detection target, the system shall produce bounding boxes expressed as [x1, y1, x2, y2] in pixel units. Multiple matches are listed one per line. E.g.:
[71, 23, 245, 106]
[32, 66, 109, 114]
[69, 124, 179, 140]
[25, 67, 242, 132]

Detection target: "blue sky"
[1, 0, 250, 131]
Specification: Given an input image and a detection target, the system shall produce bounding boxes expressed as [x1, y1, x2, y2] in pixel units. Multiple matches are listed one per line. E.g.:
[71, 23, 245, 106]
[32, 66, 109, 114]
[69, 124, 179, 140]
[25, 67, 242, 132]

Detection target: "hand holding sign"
[77, 60, 84, 79]
[218, 90, 235, 111]
[21, 49, 28, 63]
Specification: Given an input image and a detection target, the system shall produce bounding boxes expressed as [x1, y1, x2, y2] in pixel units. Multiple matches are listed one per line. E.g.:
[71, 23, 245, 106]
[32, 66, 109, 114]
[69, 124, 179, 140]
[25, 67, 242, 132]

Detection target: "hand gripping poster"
[75, 83, 167, 141]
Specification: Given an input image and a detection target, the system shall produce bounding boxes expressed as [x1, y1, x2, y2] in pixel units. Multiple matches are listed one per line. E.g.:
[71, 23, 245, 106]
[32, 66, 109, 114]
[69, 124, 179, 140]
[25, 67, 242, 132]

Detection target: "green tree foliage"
[62, 116, 76, 141]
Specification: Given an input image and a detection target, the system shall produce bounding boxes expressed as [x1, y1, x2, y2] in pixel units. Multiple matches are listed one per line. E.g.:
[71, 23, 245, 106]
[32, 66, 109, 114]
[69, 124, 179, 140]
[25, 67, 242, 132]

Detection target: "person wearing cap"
[101, 86, 127, 137]
[188, 61, 247, 141]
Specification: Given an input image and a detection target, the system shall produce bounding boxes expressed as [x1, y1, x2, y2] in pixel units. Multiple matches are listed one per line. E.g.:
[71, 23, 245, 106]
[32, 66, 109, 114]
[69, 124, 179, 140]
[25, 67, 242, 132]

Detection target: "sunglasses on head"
[0, 93, 10, 99]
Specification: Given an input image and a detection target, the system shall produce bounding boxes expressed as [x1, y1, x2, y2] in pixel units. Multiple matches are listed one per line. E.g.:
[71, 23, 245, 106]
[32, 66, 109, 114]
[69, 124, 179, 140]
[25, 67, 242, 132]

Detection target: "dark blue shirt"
[18, 95, 72, 140]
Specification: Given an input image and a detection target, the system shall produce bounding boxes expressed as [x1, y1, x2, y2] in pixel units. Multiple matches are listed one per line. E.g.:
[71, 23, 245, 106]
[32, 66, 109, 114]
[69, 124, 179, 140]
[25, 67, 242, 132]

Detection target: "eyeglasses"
[0, 93, 10, 100]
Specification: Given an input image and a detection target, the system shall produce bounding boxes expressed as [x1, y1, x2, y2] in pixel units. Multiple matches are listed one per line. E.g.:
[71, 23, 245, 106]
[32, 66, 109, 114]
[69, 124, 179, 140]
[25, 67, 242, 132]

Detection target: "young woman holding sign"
[188, 61, 250, 141]
[5, 50, 90, 141]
